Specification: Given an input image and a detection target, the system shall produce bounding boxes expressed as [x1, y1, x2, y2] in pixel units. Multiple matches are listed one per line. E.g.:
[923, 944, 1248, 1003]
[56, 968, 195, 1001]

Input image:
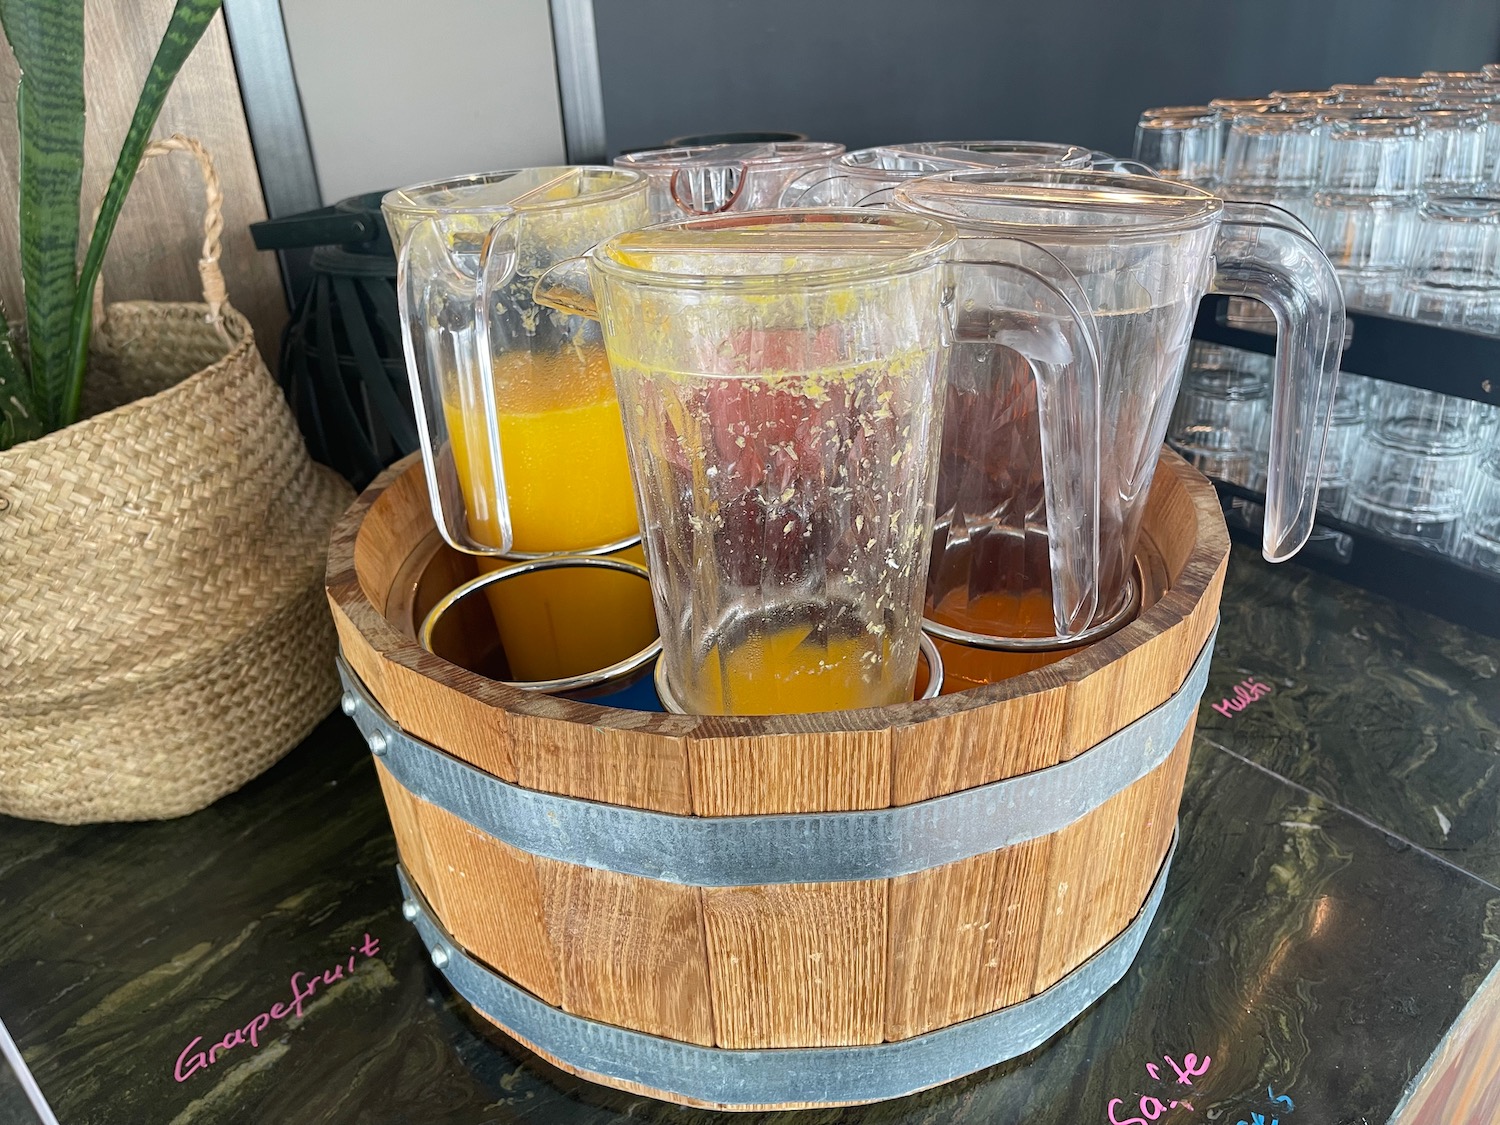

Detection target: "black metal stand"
[1193, 295, 1500, 407]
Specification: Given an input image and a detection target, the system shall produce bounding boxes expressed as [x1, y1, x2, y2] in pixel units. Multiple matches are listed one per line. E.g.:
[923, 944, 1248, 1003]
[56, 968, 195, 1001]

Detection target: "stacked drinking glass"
[1135, 69, 1499, 314]
[1144, 65, 1500, 571]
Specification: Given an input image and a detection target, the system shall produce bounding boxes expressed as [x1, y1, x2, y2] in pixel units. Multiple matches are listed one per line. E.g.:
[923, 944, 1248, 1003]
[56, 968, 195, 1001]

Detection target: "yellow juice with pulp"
[444, 342, 657, 682]
[685, 625, 902, 715]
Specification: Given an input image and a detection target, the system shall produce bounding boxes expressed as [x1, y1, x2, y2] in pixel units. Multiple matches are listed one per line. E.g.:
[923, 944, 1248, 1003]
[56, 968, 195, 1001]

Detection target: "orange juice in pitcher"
[443, 341, 656, 681]
[532, 211, 963, 716]
[387, 167, 659, 684]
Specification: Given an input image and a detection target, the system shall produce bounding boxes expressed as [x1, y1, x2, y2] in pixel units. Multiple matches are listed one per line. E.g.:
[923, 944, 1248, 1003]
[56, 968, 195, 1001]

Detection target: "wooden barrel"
[326, 449, 1229, 1111]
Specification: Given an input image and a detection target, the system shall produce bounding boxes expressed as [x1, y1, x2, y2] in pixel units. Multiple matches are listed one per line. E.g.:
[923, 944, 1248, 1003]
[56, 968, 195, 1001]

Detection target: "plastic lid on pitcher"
[895, 168, 1222, 239]
[783, 142, 1094, 207]
[382, 166, 644, 248]
[592, 209, 955, 287]
[906, 140, 1094, 168]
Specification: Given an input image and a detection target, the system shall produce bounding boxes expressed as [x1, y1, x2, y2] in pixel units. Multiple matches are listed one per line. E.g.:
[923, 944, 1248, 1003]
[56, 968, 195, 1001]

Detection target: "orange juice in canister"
[927, 588, 1088, 691]
[529, 211, 958, 717]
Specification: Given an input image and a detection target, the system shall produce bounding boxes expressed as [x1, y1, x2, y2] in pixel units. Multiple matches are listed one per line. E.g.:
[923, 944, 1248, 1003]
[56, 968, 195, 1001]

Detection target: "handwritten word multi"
[173, 932, 382, 1082]
[1211, 677, 1273, 718]
[1236, 1086, 1295, 1125]
[1106, 1051, 1211, 1123]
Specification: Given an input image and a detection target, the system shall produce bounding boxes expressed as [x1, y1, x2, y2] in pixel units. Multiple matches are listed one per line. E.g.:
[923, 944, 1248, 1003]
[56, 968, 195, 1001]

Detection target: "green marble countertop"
[1, 545, 1498, 1125]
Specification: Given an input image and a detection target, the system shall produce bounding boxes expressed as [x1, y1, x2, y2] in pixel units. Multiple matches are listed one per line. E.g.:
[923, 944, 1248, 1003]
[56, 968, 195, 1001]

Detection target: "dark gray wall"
[594, 0, 1500, 159]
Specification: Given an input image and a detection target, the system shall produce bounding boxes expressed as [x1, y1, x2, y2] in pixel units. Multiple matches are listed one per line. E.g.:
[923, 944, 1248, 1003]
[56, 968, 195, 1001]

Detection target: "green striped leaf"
[0, 317, 40, 449]
[0, 0, 85, 432]
[62, 0, 222, 426]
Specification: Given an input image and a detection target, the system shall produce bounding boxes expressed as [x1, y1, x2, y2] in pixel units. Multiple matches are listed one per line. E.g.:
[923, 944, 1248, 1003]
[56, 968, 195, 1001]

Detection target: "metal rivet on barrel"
[431, 945, 449, 969]
[402, 899, 419, 921]
[341, 692, 358, 716]
[368, 730, 388, 756]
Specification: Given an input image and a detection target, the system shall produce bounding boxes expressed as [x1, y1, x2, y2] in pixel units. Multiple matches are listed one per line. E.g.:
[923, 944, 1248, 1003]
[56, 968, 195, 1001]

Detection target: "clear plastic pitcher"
[895, 170, 1343, 660]
[613, 142, 844, 220]
[532, 211, 962, 715]
[386, 166, 658, 681]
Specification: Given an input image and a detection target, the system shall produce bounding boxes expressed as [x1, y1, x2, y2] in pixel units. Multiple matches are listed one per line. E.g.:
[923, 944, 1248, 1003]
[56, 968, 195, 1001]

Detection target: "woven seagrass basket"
[0, 137, 352, 824]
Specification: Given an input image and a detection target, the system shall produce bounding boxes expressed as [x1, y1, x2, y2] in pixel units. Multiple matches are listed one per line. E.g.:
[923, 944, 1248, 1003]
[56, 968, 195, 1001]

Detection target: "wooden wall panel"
[411, 799, 562, 1006]
[1032, 726, 1193, 992]
[687, 729, 892, 815]
[0, 3, 288, 371]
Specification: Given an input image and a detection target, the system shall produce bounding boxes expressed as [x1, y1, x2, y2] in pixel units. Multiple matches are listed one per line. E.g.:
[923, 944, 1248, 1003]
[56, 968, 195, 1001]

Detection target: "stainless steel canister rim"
[419, 554, 661, 695]
[922, 558, 1146, 653]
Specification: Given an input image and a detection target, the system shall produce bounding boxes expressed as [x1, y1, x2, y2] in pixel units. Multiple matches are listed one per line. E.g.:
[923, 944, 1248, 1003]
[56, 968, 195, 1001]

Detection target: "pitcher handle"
[1211, 200, 1345, 561]
[532, 255, 599, 320]
[668, 160, 748, 215]
[948, 240, 1103, 639]
[1091, 156, 1160, 177]
[778, 165, 845, 207]
[397, 212, 521, 556]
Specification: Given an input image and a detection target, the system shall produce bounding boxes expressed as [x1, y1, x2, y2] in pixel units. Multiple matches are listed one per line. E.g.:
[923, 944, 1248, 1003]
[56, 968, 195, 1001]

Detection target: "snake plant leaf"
[0, 0, 85, 433]
[63, 0, 223, 426]
[0, 318, 40, 449]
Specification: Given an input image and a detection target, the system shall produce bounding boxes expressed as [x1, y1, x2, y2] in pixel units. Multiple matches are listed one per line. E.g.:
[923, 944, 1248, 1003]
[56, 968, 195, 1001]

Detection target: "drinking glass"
[1316, 373, 1374, 515]
[1312, 115, 1425, 281]
[1311, 195, 1420, 278]
[1318, 113, 1426, 192]
[1219, 108, 1322, 221]
[1210, 97, 1278, 154]
[1331, 83, 1402, 102]
[1415, 106, 1490, 189]
[1371, 382, 1494, 453]
[1459, 449, 1500, 571]
[1399, 196, 1500, 330]
[1271, 90, 1338, 110]
[1348, 434, 1473, 548]
[1167, 343, 1271, 486]
[1376, 77, 1442, 96]
[614, 142, 843, 220]
[1422, 71, 1492, 88]
[532, 211, 960, 715]
[1134, 106, 1222, 187]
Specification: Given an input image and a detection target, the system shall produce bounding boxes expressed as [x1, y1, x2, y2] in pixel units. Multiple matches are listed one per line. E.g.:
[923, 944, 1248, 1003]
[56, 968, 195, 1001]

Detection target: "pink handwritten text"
[1211, 677, 1273, 718]
[1104, 1050, 1212, 1124]
[173, 932, 381, 1083]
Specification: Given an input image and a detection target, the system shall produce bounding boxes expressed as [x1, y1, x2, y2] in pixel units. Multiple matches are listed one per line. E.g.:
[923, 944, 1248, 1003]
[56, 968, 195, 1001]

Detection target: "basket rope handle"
[90, 134, 231, 345]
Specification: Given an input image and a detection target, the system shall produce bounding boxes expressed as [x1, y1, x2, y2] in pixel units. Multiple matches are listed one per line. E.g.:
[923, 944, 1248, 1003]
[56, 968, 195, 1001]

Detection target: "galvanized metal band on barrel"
[339, 623, 1213, 887]
[398, 832, 1176, 1107]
